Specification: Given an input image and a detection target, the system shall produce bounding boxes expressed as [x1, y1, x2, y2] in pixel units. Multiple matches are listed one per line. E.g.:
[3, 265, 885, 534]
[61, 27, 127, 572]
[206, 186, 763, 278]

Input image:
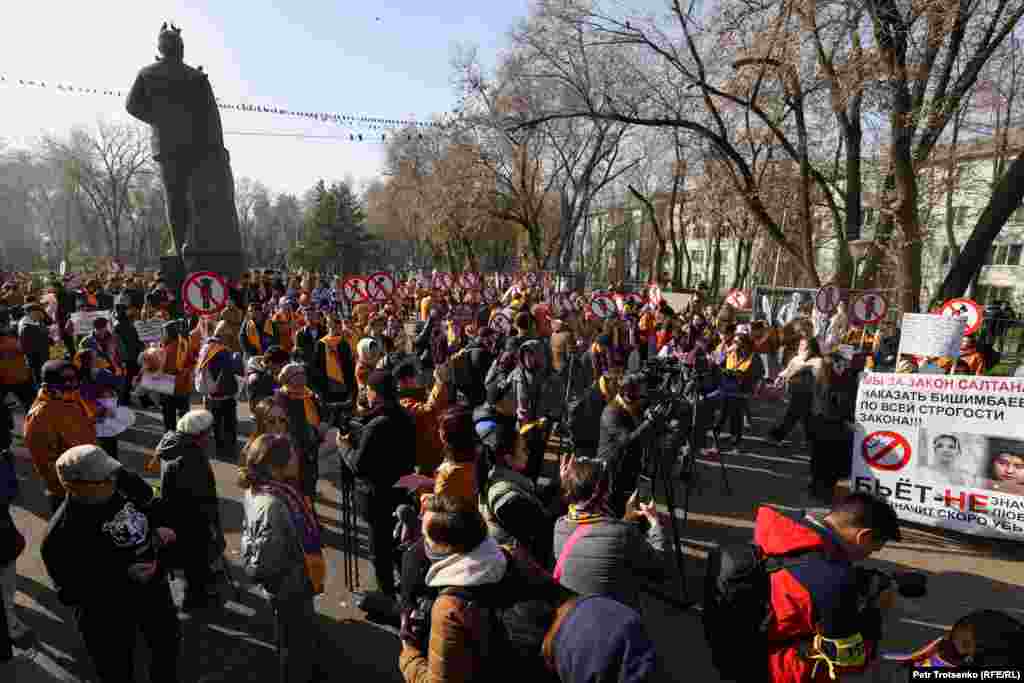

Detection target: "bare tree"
[45, 121, 152, 260]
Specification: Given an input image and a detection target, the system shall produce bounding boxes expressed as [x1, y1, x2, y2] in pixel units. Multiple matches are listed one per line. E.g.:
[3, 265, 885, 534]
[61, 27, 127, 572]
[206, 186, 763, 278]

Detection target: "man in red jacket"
[753, 493, 901, 682]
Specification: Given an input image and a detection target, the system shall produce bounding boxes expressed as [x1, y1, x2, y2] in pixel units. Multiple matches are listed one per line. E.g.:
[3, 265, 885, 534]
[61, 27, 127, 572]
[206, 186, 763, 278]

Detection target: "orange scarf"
[197, 340, 227, 372]
[246, 320, 264, 354]
[726, 351, 753, 374]
[319, 335, 346, 384]
[284, 386, 320, 426]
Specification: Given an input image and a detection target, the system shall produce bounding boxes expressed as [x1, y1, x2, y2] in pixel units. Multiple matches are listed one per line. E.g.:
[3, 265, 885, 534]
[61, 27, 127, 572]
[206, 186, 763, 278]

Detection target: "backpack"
[410, 549, 564, 680]
[703, 543, 822, 682]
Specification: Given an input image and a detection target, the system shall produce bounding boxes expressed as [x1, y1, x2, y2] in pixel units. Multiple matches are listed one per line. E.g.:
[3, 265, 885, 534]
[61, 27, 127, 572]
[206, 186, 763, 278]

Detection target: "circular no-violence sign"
[182, 271, 228, 316]
[940, 298, 983, 336]
[342, 277, 368, 303]
[366, 272, 396, 302]
[861, 431, 912, 471]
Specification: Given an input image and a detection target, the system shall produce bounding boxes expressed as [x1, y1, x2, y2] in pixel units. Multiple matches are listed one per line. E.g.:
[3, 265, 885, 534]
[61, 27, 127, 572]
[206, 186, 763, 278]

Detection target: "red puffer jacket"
[754, 506, 881, 683]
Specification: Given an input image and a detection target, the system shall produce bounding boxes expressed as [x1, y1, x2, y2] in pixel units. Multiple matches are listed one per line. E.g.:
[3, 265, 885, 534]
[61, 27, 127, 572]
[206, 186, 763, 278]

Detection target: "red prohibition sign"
[366, 272, 395, 302]
[861, 431, 912, 471]
[343, 277, 368, 303]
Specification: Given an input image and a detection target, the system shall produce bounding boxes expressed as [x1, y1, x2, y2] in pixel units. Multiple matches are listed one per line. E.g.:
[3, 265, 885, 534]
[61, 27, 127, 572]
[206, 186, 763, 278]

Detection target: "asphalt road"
[4, 397, 1024, 682]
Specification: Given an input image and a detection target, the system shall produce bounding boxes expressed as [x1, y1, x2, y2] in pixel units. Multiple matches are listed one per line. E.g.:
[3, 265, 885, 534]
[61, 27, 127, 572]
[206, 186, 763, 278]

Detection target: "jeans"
[74, 581, 181, 683]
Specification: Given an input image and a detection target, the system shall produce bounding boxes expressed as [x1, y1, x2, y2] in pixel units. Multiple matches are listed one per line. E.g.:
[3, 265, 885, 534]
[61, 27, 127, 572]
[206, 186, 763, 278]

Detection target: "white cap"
[177, 409, 214, 435]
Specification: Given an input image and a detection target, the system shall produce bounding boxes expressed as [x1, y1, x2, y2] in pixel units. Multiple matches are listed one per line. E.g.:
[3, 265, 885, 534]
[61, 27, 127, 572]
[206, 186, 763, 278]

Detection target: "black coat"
[342, 401, 416, 493]
[115, 316, 144, 365]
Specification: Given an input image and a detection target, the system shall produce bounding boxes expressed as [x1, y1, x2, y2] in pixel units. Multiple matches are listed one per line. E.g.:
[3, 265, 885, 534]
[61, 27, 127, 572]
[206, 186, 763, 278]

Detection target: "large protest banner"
[851, 372, 1024, 541]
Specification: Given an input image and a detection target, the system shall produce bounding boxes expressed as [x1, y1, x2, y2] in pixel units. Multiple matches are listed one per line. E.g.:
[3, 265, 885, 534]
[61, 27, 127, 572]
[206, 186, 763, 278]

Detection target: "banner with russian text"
[851, 372, 1024, 541]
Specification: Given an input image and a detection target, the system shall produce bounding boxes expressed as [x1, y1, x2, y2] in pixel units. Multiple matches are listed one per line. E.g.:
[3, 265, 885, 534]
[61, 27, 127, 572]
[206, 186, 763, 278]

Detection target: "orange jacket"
[399, 381, 449, 474]
[0, 335, 31, 385]
[25, 390, 98, 496]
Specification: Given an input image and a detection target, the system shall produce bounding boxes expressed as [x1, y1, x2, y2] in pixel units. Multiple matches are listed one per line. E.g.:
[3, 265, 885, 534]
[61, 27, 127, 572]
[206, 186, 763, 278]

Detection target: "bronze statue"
[126, 23, 243, 279]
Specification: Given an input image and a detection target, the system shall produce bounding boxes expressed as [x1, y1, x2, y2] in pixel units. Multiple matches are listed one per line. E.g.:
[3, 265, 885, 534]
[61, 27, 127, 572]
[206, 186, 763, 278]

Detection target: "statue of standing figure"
[126, 23, 243, 278]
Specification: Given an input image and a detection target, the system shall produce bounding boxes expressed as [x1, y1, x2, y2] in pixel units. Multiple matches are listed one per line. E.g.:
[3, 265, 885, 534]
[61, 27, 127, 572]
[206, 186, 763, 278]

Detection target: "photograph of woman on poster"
[981, 440, 1024, 496]
[916, 431, 982, 487]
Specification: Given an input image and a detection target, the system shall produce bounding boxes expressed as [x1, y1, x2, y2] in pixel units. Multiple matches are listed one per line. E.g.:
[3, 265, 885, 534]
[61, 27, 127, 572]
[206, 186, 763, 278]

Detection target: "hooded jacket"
[753, 506, 882, 683]
[24, 388, 98, 496]
[399, 537, 509, 683]
[156, 430, 222, 554]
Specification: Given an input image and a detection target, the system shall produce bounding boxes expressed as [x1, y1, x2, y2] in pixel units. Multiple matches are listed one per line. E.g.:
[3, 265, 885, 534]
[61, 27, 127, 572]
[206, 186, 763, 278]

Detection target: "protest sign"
[851, 372, 1024, 541]
[897, 313, 965, 360]
[134, 320, 164, 345]
[70, 310, 112, 335]
[138, 372, 176, 396]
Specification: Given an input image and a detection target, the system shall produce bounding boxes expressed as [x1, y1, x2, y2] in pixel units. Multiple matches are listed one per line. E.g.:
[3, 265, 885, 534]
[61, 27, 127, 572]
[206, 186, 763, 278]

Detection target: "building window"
[1010, 244, 1023, 266]
[995, 244, 1009, 266]
[976, 285, 1015, 305]
[955, 206, 969, 227]
[988, 243, 1024, 266]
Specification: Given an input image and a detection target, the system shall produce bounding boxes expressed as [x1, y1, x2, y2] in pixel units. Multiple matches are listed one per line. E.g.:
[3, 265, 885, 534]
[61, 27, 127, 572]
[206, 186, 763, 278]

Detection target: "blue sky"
[0, 0, 530, 194]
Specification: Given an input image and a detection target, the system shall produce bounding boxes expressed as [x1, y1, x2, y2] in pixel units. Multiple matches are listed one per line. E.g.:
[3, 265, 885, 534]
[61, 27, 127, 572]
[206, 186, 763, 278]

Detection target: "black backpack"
[703, 543, 822, 682]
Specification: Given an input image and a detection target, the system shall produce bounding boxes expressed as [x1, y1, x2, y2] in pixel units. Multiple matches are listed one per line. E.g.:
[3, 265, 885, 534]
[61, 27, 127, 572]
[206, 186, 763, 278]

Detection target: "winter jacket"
[511, 341, 545, 426]
[314, 335, 355, 402]
[240, 488, 313, 602]
[451, 340, 493, 407]
[342, 401, 416, 493]
[754, 506, 882, 683]
[549, 330, 575, 374]
[246, 356, 277, 406]
[551, 515, 666, 610]
[294, 325, 326, 369]
[398, 537, 509, 683]
[0, 332, 31, 385]
[567, 385, 606, 455]
[399, 382, 449, 475]
[17, 316, 50, 356]
[542, 596, 658, 683]
[156, 431, 224, 557]
[24, 389, 98, 496]
[114, 315, 145, 367]
[41, 491, 170, 608]
[239, 318, 273, 357]
[481, 465, 550, 559]
[597, 399, 655, 465]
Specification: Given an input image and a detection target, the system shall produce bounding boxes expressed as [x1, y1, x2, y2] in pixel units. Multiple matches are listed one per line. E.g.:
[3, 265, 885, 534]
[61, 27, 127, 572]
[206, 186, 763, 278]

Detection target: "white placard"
[134, 320, 164, 345]
[70, 310, 112, 335]
[138, 372, 177, 396]
[897, 313, 965, 359]
[851, 372, 1024, 541]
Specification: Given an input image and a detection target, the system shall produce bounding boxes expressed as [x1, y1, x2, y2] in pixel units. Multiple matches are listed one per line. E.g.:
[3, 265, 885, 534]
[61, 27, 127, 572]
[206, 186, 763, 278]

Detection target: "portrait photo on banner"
[916, 428, 1024, 496]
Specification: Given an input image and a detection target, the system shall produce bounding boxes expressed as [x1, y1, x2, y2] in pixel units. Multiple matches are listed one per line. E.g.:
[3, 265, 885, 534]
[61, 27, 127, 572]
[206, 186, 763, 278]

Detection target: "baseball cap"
[56, 444, 121, 483]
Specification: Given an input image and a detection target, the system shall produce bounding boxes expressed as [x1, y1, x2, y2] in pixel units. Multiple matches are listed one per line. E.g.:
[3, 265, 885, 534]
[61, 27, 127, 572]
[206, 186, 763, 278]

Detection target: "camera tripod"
[328, 400, 362, 594]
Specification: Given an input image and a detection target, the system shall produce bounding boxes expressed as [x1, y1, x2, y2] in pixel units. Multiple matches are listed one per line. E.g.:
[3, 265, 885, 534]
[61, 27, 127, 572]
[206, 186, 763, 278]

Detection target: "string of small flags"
[0, 72, 456, 131]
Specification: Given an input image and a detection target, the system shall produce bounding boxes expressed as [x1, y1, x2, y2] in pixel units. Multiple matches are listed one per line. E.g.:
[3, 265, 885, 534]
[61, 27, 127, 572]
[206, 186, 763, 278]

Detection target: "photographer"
[597, 372, 663, 517]
[752, 493, 901, 683]
[338, 369, 416, 598]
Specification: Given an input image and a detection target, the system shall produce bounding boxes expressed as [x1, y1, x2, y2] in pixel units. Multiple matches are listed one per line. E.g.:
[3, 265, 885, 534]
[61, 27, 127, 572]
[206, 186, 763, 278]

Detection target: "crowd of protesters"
[0, 266, 1022, 681]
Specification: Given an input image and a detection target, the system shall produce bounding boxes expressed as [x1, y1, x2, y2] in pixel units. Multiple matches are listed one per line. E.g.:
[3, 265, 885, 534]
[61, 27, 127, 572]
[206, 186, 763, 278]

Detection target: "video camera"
[856, 568, 927, 606]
